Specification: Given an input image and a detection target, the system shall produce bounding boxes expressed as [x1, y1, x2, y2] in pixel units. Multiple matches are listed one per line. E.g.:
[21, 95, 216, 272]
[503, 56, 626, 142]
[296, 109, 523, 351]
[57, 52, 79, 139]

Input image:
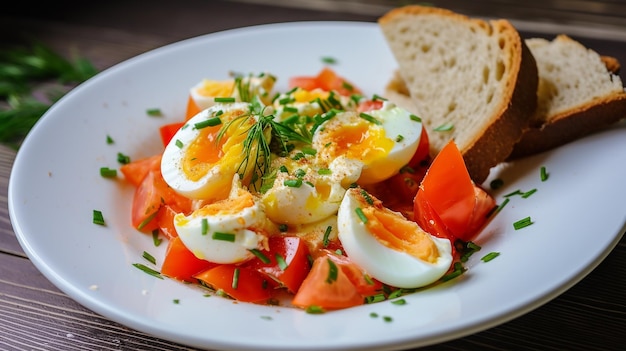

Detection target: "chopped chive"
[540, 166, 549, 181]
[481, 252, 500, 262]
[322, 225, 332, 247]
[249, 248, 271, 264]
[214, 97, 235, 103]
[342, 81, 354, 91]
[260, 316, 273, 321]
[321, 56, 337, 64]
[372, 94, 388, 101]
[391, 298, 407, 305]
[494, 198, 510, 214]
[175, 139, 184, 148]
[521, 189, 537, 198]
[294, 169, 306, 178]
[173, 299, 180, 304]
[137, 211, 158, 230]
[152, 230, 162, 246]
[410, 114, 422, 122]
[504, 189, 523, 197]
[433, 123, 453, 131]
[212, 232, 236, 242]
[360, 189, 374, 205]
[278, 224, 288, 232]
[201, 218, 209, 235]
[359, 112, 382, 125]
[142, 251, 156, 265]
[276, 254, 288, 270]
[106, 135, 114, 144]
[146, 108, 162, 116]
[132, 263, 163, 279]
[92, 210, 105, 225]
[301, 147, 317, 156]
[370, 312, 379, 318]
[364, 274, 374, 286]
[99, 167, 117, 178]
[279, 165, 289, 173]
[305, 305, 325, 314]
[232, 268, 240, 289]
[283, 178, 302, 188]
[117, 152, 131, 164]
[194, 117, 222, 129]
[325, 259, 338, 284]
[279, 96, 294, 105]
[317, 168, 332, 175]
[440, 262, 466, 282]
[355, 208, 368, 223]
[396, 135, 404, 142]
[383, 316, 393, 322]
[513, 216, 533, 230]
[366, 294, 386, 304]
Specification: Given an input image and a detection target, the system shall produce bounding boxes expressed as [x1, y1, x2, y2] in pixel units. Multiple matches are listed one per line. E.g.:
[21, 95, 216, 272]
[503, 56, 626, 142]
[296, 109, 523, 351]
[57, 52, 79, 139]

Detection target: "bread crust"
[379, 6, 538, 184]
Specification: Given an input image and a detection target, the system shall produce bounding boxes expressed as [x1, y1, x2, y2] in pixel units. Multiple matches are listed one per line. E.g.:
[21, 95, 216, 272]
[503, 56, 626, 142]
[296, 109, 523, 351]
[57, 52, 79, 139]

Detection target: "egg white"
[337, 188, 453, 289]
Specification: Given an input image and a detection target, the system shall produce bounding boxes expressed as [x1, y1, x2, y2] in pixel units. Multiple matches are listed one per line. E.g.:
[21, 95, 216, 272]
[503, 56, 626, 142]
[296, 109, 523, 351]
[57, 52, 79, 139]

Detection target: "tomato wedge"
[159, 122, 185, 147]
[288, 67, 361, 96]
[161, 236, 218, 282]
[245, 236, 311, 293]
[414, 140, 494, 242]
[156, 205, 179, 240]
[194, 265, 272, 303]
[320, 249, 383, 297]
[120, 154, 161, 187]
[292, 256, 364, 310]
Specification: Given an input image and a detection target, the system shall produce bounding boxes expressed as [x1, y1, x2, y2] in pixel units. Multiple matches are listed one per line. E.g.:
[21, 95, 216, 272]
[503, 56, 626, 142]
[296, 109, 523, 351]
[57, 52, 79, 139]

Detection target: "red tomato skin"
[416, 141, 476, 240]
[356, 99, 384, 112]
[288, 67, 361, 96]
[161, 236, 218, 282]
[319, 249, 383, 297]
[292, 256, 364, 310]
[194, 265, 272, 303]
[407, 126, 431, 168]
[159, 122, 185, 147]
[245, 236, 311, 293]
[156, 205, 179, 240]
[185, 95, 202, 121]
[120, 154, 161, 187]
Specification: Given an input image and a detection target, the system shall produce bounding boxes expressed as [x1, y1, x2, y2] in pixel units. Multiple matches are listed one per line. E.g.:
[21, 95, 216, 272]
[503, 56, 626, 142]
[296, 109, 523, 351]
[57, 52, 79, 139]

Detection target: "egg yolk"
[361, 206, 440, 263]
[182, 125, 225, 182]
[197, 79, 235, 97]
[195, 189, 255, 217]
[319, 122, 393, 166]
[293, 88, 328, 103]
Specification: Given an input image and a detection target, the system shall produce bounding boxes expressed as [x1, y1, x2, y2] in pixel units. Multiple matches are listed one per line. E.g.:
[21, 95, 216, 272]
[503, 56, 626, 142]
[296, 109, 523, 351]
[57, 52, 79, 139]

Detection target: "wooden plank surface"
[1, 1, 625, 350]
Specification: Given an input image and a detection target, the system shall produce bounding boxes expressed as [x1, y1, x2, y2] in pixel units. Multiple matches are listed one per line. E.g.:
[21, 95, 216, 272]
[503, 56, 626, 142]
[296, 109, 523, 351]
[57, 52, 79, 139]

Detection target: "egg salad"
[121, 69, 492, 312]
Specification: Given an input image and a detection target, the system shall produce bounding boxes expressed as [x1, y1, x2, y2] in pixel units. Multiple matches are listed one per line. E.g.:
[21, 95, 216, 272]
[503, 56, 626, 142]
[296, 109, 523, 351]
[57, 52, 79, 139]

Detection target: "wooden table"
[1, 1, 625, 350]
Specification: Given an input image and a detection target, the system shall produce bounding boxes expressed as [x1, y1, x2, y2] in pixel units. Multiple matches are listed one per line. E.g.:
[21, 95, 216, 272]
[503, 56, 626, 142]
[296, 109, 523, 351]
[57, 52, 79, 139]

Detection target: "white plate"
[8, 22, 626, 351]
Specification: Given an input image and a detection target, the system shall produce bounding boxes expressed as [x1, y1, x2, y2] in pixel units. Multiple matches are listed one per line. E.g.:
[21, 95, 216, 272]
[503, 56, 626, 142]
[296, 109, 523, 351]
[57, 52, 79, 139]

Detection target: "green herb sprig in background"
[0, 42, 98, 149]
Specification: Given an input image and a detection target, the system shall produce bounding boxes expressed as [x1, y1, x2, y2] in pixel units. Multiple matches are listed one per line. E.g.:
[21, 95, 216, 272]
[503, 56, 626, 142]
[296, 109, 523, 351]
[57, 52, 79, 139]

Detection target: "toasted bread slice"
[508, 35, 626, 158]
[378, 5, 538, 184]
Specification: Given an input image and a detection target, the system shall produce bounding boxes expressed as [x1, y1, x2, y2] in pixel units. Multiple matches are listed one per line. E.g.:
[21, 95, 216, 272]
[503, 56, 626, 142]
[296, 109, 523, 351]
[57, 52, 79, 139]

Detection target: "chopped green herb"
[152, 230, 162, 246]
[106, 135, 114, 144]
[372, 94, 388, 101]
[92, 210, 105, 225]
[249, 248, 271, 264]
[355, 207, 368, 223]
[359, 112, 382, 125]
[175, 139, 183, 148]
[342, 81, 354, 91]
[279, 165, 289, 173]
[305, 305, 325, 314]
[440, 262, 466, 282]
[116, 152, 131, 164]
[540, 166, 549, 181]
[275, 254, 288, 270]
[132, 263, 163, 279]
[146, 108, 162, 116]
[284, 178, 303, 188]
[214, 97, 235, 103]
[194, 117, 222, 129]
[504, 189, 523, 197]
[301, 147, 317, 156]
[410, 114, 422, 122]
[321, 56, 337, 64]
[325, 259, 338, 284]
[395, 135, 404, 142]
[317, 168, 332, 175]
[232, 268, 240, 289]
[513, 216, 533, 230]
[201, 218, 209, 235]
[212, 232, 236, 242]
[481, 252, 500, 262]
[360, 189, 374, 205]
[260, 316, 273, 321]
[173, 299, 180, 304]
[521, 189, 537, 198]
[99, 167, 117, 178]
[142, 251, 156, 265]
[322, 225, 332, 247]
[383, 316, 393, 322]
[433, 123, 453, 131]
[366, 294, 386, 304]
[391, 298, 407, 305]
[137, 211, 157, 230]
[278, 223, 288, 232]
[370, 312, 379, 318]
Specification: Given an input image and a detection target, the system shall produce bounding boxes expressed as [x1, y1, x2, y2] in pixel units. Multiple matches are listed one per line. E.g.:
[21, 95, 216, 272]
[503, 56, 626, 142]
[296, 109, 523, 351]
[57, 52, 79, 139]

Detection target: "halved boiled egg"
[337, 188, 453, 288]
[161, 102, 258, 201]
[261, 155, 362, 225]
[312, 101, 422, 185]
[174, 176, 273, 264]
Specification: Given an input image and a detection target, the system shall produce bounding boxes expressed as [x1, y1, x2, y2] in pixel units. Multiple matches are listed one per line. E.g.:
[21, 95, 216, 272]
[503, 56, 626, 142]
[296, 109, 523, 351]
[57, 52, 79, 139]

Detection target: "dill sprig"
[216, 97, 312, 192]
